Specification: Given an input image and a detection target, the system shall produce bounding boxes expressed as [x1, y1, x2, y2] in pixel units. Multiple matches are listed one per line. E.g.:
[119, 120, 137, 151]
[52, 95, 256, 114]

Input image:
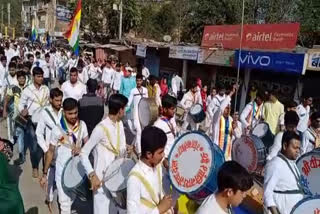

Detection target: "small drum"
[296, 150, 320, 196]
[168, 131, 225, 202]
[291, 196, 320, 214]
[232, 135, 266, 174]
[138, 98, 159, 128]
[62, 156, 92, 201]
[189, 104, 205, 123]
[103, 158, 135, 209]
[252, 122, 274, 150]
[175, 106, 185, 121]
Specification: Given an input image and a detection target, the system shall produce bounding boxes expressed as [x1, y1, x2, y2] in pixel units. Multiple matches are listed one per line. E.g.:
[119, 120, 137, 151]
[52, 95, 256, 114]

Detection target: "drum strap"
[27, 86, 47, 107]
[277, 153, 304, 194]
[44, 108, 57, 130]
[99, 122, 120, 156]
[161, 117, 176, 137]
[129, 166, 162, 208]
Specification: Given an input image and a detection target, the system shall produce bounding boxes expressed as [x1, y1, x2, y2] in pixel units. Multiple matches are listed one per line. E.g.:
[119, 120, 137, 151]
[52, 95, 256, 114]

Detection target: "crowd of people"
[0, 39, 318, 214]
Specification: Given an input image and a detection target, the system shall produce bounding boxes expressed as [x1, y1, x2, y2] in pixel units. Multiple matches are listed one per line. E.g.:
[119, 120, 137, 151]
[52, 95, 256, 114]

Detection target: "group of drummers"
[1, 41, 320, 214]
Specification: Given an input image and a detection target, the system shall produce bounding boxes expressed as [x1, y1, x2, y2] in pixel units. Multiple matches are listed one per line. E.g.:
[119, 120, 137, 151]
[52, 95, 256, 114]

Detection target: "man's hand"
[126, 144, 134, 155]
[89, 173, 102, 192]
[72, 147, 81, 156]
[158, 195, 173, 214]
[39, 175, 48, 191]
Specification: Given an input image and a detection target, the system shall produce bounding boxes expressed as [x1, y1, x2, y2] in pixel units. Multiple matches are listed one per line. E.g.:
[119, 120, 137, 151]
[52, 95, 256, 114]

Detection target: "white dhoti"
[93, 187, 118, 214]
[133, 107, 142, 155]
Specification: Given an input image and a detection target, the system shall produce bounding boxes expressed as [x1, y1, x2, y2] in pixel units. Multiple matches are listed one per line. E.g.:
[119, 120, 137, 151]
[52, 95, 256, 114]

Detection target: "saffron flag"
[64, 0, 81, 56]
[31, 19, 37, 42]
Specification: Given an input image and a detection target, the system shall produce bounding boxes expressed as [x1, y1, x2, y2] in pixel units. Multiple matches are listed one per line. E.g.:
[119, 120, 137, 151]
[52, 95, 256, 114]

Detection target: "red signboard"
[201, 23, 300, 50]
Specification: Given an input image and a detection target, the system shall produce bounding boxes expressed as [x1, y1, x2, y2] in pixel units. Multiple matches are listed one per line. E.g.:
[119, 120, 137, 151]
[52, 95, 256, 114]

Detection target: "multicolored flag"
[64, 0, 81, 56]
[31, 19, 37, 42]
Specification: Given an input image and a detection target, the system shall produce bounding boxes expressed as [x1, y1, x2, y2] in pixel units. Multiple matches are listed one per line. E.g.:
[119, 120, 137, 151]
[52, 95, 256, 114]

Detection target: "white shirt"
[267, 132, 284, 161]
[207, 94, 226, 118]
[42, 61, 52, 78]
[50, 120, 88, 179]
[180, 91, 201, 111]
[111, 71, 122, 91]
[36, 105, 62, 153]
[296, 104, 310, 133]
[302, 128, 317, 154]
[142, 67, 150, 80]
[3, 74, 18, 89]
[102, 67, 114, 84]
[153, 117, 176, 158]
[127, 87, 148, 114]
[171, 75, 184, 95]
[65, 58, 78, 71]
[196, 193, 228, 214]
[80, 117, 127, 181]
[127, 160, 164, 214]
[78, 68, 89, 84]
[240, 101, 264, 129]
[61, 80, 87, 101]
[264, 155, 304, 214]
[88, 64, 102, 80]
[0, 63, 6, 87]
[18, 84, 50, 116]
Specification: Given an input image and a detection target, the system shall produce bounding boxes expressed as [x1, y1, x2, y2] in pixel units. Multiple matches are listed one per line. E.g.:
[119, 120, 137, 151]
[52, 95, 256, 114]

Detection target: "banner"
[56, 5, 72, 22]
[169, 46, 199, 61]
[235, 50, 306, 74]
[198, 49, 235, 66]
[307, 49, 320, 71]
[202, 23, 300, 50]
[136, 45, 147, 58]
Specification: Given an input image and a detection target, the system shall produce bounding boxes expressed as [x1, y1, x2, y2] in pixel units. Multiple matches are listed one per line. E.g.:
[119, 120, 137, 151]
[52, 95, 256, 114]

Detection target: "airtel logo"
[240, 52, 271, 66]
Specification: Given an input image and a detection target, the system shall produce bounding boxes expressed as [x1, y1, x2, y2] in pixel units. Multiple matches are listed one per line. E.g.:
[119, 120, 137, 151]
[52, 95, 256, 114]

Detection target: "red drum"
[168, 131, 225, 202]
[232, 135, 266, 174]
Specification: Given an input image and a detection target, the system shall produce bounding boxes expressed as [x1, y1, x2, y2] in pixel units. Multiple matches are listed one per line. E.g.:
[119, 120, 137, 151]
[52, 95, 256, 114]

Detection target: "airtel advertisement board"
[201, 23, 300, 50]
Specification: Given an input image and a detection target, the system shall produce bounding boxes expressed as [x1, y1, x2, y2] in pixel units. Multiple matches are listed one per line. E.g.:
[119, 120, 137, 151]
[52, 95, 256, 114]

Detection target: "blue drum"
[290, 196, 320, 214]
[189, 104, 206, 123]
[168, 131, 225, 202]
[296, 150, 320, 196]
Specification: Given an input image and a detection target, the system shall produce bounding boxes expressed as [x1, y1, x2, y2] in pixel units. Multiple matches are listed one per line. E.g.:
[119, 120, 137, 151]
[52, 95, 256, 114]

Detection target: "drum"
[103, 158, 136, 209]
[189, 104, 205, 123]
[296, 150, 320, 196]
[138, 98, 159, 128]
[62, 156, 92, 201]
[168, 131, 225, 202]
[240, 177, 264, 214]
[290, 196, 320, 214]
[175, 105, 185, 121]
[232, 135, 266, 174]
[252, 122, 274, 150]
[15, 115, 30, 129]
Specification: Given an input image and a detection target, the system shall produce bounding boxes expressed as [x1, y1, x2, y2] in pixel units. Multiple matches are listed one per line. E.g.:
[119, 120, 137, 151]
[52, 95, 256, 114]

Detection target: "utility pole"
[118, 0, 123, 40]
[1, 4, 3, 32]
[7, 3, 10, 27]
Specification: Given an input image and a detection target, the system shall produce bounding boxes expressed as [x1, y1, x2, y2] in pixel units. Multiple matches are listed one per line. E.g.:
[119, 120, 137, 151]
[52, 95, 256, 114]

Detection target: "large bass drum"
[290, 196, 320, 214]
[252, 122, 274, 151]
[138, 98, 159, 128]
[168, 131, 225, 202]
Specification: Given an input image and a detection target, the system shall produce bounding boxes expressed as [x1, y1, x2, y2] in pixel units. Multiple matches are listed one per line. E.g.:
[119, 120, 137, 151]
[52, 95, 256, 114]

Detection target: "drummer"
[35, 88, 63, 211]
[80, 94, 129, 214]
[301, 111, 320, 154]
[211, 85, 240, 160]
[264, 131, 304, 214]
[196, 161, 253, 214]
[180, 82, 202, 131]
[153, 95, 179, 202]
[127, 126, 173, 214]
[40, 98, 89, 214]
[240, 91, 264, 133]
[127, 74, 148, 155]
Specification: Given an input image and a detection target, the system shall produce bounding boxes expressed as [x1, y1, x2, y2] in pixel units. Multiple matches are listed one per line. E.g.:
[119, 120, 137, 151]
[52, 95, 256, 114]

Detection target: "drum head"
[168, 131, 224, 194]
[62, 156, 86, 189]
[291, 196, 320, 214]
[232, 136, 265, 173]
[104, 158, 135, 192]
[296, 151, 320, 196]
[252, 123, 269, 138]
[138, 98, 158, 127]
[190, 104, 202, 115]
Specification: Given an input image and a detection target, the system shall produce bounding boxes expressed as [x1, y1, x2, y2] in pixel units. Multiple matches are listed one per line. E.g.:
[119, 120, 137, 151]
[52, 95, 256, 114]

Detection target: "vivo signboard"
[235, 50, 307, 74]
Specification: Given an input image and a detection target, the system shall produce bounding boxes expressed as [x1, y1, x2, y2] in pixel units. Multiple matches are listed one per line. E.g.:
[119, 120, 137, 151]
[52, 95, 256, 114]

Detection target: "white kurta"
[111, 71, 122, 91]
[127, 161, 164, 214]
[296, 104, 310, 133]
[127, 87, 148, 154]
[240, 101, 264, 129]
[264, 155, 304, 214]
[88, 64, 102, 80]
[102, 67, 114, 84]
[207, 94, 226, 118]
[61, 80, 87, 101]
[196, 193, 228, 214]
[302, 128, 317, 154]
[180, 90, 201, 130]
[50, 121, 88, 214]
[267, 131, 284, 161]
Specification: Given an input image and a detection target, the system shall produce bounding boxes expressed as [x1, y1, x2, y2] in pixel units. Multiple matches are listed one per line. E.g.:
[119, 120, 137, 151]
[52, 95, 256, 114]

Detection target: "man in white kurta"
[296, 97, 312, 133]
[301, 112, 320, 154]
[35, 88, 63, 207]
[240, 93, 264, 132]
[61, 68, 86, 101]
[80, 94, 128, 214]
[264, 132, 304, 214]
[111, 64, 123, 93]
[180, 84, 201, 131]
[207, 88, 226, 119]
[127, 74, 148, 155]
